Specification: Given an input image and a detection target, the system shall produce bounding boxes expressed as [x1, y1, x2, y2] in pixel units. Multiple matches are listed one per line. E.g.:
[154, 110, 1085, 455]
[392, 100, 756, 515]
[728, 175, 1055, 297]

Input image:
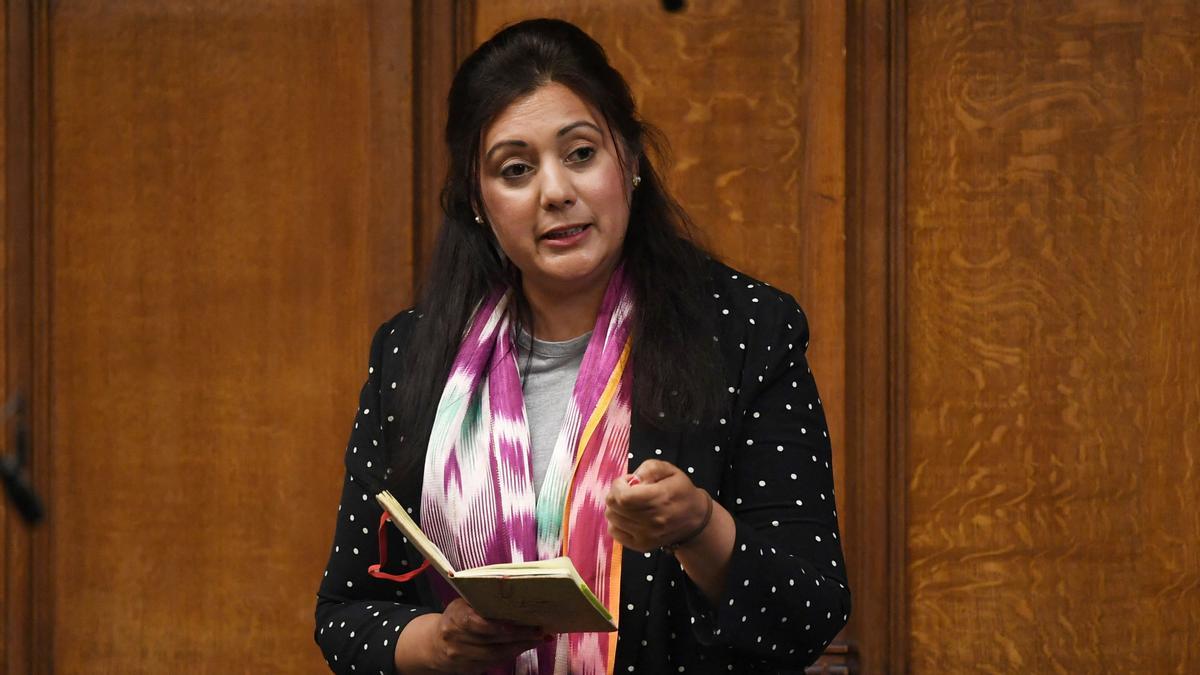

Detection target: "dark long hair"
[386, 18, 724, 482]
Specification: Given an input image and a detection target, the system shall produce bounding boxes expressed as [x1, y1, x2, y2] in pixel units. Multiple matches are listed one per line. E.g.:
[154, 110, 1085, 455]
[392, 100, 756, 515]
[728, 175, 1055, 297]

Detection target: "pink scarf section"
[420, 266, 635, 675]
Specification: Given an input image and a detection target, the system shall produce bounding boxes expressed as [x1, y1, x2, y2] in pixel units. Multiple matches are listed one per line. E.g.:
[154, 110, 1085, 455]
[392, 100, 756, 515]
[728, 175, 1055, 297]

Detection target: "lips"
[540, 223, 591, 240]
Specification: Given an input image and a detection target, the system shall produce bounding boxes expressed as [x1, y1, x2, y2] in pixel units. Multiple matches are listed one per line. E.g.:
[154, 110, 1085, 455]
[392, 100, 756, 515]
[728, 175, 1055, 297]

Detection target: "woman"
[315, 18, 849, 675]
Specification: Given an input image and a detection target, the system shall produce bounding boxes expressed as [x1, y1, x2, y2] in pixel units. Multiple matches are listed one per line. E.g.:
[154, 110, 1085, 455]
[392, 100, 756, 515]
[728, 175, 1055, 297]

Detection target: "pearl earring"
[475, 215, 484, 224]
[632, 175, 642, 188]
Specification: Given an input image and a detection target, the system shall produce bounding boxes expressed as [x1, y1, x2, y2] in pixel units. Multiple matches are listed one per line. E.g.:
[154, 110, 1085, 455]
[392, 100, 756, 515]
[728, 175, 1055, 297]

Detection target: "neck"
[521, 272, 613, 342]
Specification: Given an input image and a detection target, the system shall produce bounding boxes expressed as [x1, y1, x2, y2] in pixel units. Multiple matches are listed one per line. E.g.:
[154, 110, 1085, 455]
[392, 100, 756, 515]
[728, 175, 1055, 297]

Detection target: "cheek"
[582, 169, 631, 224]
[481, 183, 525, 219]
[480, 184, 536, 241]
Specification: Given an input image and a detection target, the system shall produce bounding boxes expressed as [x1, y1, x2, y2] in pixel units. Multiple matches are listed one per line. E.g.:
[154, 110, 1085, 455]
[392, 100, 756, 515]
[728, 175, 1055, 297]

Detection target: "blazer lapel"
[614, 412, 683, 667]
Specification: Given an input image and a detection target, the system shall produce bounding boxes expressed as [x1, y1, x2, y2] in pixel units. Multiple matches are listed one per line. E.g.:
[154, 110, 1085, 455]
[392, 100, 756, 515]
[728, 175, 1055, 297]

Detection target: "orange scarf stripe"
[560, 337, 631, 550]
[561, 337, 631, 675]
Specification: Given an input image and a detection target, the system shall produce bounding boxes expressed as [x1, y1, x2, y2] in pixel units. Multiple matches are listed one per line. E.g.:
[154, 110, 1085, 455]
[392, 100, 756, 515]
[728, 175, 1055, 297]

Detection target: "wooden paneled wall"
[905, 1, 1200, 672]
[6, 1, 418, 672]
[2, 0, 854, 671]
[3, 0, 1198, 673]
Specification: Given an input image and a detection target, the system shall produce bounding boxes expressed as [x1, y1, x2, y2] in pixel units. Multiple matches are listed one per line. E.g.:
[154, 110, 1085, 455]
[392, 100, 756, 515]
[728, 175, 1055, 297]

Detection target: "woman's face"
[478, 82, 633, 298]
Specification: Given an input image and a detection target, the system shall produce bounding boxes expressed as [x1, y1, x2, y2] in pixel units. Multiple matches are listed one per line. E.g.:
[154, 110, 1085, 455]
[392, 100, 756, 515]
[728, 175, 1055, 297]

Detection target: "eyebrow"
[557, 120, 603, 137]
[483, 120, 604, 161]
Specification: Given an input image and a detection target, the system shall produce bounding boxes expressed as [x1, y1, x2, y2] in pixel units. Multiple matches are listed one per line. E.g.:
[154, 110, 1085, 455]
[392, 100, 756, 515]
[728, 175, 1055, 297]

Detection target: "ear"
[471, 198, 489, 226]
[625, 151, 642, 181]
[625, 155, 643, 205]
[474, 209, 506, 262]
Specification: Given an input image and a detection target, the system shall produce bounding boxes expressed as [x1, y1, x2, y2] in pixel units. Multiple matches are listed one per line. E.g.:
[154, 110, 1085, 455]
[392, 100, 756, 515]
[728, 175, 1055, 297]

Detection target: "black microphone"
[2, 395, 45, 525]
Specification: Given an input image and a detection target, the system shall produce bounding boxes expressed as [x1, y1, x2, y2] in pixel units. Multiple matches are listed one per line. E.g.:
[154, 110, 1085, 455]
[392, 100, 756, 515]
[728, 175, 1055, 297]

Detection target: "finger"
[454, 618, 543, 645]
[609, 473, 657, 509]
[446, 601, 542, 643]
[606, 475, 631, 507]
[608, 480, 669, 512]
[632, 459, 678, 483]
[608, 521, 655, 552]
[607, 521, 649, 550]
[632, 467, 702, 509]
[607, 472, 653, 497]
[440, 639, 541, 672]
[456, 631, 545, 648]
[616, 488, 668, 512]
[606, 508, 666, 535]
[453, 628, 542, 646]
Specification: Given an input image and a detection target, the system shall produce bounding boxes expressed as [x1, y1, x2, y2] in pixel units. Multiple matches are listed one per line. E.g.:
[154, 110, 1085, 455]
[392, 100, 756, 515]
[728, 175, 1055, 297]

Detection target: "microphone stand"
[2, 394, 45, 524]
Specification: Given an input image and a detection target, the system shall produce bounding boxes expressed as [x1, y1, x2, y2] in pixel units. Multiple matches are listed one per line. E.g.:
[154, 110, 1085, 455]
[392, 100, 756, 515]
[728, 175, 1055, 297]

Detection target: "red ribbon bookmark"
[367, 511, 430, 583]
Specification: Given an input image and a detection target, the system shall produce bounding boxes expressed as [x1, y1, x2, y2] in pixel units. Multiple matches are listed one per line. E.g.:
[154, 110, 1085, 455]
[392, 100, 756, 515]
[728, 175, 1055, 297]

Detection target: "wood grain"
[906, 1, 1200, 672]
[45, 1, 413, 671]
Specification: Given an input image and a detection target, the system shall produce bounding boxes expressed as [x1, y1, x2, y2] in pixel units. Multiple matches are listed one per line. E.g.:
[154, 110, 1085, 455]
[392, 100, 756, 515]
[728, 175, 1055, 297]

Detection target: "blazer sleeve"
[314, 319, 436, 674]
[683, 294, 851, 667]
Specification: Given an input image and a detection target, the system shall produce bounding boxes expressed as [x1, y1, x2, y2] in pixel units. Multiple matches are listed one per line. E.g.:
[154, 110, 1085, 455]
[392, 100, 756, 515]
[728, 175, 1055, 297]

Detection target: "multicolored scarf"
[421, 265, 634, 675]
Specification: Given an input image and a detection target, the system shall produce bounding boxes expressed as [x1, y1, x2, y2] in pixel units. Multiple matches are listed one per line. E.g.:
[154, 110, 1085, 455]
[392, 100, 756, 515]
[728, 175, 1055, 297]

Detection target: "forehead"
[482, 82, 602, 146]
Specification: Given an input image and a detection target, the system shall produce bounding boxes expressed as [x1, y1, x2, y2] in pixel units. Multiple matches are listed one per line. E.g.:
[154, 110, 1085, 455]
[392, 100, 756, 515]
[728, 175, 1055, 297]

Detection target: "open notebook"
[375, 491, 616, 633]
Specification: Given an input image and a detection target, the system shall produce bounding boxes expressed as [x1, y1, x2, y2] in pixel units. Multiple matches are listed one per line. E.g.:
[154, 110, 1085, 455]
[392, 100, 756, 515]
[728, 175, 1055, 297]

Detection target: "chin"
[535, 258, 615, 290]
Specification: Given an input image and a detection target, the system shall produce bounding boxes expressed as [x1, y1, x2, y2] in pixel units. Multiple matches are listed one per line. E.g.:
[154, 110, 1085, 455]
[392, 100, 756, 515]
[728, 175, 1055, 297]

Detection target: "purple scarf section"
[419, 265, 635, 675]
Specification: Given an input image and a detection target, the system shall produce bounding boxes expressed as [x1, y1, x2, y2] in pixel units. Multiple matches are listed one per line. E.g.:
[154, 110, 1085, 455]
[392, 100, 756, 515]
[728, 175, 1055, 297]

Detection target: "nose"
[538, 163, 576, 211]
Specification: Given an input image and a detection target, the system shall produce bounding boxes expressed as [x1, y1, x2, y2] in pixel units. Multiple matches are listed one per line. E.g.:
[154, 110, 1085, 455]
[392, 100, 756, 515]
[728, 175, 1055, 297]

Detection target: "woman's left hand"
[604, 459, 709, 552]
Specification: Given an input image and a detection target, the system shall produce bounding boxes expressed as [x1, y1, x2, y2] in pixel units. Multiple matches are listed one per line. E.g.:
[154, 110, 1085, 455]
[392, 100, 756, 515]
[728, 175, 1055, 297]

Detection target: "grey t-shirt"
[515, 330, 591, 495]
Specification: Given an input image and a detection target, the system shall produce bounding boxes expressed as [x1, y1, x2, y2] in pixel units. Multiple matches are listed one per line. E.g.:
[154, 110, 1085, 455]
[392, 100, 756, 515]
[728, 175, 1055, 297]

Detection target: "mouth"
[540, 223, 591, 240]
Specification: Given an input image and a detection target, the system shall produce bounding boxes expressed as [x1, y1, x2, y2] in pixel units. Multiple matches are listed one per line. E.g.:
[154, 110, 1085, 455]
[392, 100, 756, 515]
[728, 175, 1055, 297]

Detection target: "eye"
[566, 146, 596, 164]
[500, 162, 532, 179]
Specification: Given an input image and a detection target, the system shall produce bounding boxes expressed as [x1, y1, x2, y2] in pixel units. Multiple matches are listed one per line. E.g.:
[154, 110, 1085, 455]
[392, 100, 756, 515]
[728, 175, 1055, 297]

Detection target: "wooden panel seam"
[30, 0, 53, 671]
[843, 0, 908, 672]
[886, 0, 908, 671]
[3, 0, 39, 672]
[412, 0, 475, 294]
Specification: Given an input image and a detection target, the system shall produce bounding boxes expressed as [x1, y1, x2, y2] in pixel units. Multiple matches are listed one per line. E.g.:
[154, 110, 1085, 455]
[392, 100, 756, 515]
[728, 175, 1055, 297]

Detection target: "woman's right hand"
[394, 598, 547, 674]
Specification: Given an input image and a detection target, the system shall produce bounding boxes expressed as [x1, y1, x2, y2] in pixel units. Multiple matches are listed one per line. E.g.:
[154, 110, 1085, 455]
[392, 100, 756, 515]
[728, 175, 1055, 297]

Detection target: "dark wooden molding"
[455, 0, 476, 62]
[411, 0, 475, 291]
[30, 0, 53, 671]
[3, 1, 36, 672]
[4, 0, 52, 672]
[844, 0, 907, 672]
[885, 1, 908, 670]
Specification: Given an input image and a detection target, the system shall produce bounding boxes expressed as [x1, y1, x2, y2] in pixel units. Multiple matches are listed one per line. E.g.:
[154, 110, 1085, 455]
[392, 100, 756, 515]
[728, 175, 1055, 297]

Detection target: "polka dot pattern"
[314, 316, 436, 673]
[314, 262, 850, 673]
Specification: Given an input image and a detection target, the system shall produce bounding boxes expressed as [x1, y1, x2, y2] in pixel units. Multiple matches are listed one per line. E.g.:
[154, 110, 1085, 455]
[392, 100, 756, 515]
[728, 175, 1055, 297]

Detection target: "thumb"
[632, 459, 678, 484]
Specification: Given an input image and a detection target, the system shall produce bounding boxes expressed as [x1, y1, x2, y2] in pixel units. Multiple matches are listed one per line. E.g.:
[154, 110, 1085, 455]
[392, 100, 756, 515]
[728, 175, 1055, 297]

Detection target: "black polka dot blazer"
[314, 260, 851, 674]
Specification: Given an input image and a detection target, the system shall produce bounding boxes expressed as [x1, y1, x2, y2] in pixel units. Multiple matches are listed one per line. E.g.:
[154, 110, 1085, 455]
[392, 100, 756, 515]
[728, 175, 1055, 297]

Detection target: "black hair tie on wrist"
[663, 491, 714, 553]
